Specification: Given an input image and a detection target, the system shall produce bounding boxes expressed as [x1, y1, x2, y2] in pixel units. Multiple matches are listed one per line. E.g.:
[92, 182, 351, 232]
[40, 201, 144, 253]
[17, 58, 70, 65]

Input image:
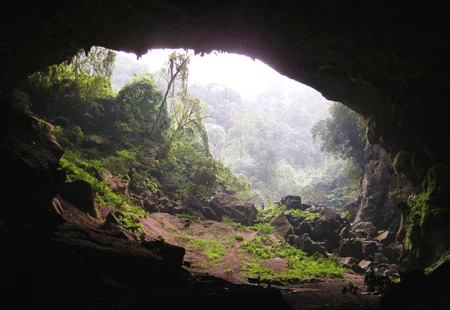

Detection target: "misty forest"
[26, 46, 364, 207]
[9, 41, 450, 310]
[11, 46, 401, 305]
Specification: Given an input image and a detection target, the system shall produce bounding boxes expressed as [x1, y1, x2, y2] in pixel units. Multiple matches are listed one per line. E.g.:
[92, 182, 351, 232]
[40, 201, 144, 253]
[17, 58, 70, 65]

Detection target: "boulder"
[338, 238, 364, 260]
[287, 234, 327, 257]
[269, 214, 295, 239]
[352, 221, 378, 238]
[280, 195, 302, 210]
[58, 180, 97, 218]
[207, 193, 257, 226]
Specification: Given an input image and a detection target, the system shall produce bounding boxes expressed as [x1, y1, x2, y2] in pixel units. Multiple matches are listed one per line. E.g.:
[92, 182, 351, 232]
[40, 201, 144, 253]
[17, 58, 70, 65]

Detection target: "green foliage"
[406, 164, 450, 261]
[390, 188, 405, 199]
[286, 208, 323, 220]
[311, 102, 366, 163]
[21, 57, 114, 125]
[341, 210, 351, 220]
[425, 251, 450, 274]
[71, 46, 117, 80]
[298, 157, 359, 206]
[234, 234, 245, 241]
[101, 150, 136, 177]
[251, 223, 275, 235]
[256, 204, 322, 222]
[190, 156, 220, 199]
[216, 162, 252, 201]
[256, 204, 286, 222]
[241, 262, 275, 279]
[130, 170, 158, 193]
[186, 239, 228, 262]
[113, 75, 167, 146]
[278, 251, 346, 281]
[240, 238, 345, 282]
[124, 203, 148, 219]
[59, 150, 147, 216]
[241, 236, 277, 259]
[116, 212, 145, 234]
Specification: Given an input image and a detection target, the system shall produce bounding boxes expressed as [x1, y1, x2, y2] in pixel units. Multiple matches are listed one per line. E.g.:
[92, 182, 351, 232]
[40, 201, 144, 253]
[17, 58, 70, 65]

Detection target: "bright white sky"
[119, 48, 323, 101]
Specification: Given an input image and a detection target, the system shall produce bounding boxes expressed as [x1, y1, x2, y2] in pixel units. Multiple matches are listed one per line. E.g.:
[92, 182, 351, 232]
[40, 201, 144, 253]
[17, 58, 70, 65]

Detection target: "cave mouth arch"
[1, 0, 449, 272]
[3, 0, 449, 172]
[2, 3, 450, 309]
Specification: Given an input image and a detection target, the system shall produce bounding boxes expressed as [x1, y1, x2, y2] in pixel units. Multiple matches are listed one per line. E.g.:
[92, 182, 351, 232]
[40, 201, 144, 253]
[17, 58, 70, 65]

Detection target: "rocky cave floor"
[61, 201, 384, 310]
[4, 200, 449, 310]
[188, 271, 382, 310]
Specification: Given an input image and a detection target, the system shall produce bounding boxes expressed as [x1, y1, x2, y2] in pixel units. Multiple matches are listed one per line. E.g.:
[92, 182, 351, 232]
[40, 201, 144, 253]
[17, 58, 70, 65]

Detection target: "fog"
[116, 48, 327, 104]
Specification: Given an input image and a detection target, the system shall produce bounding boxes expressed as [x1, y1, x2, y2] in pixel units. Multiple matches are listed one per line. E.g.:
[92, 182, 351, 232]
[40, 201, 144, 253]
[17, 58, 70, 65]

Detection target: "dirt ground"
[139, 212, 382, 310]
[55, 201, 381, 310]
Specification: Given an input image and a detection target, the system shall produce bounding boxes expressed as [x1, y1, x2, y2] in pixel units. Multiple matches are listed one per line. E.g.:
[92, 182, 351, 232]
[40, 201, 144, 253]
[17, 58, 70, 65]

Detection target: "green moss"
[406, 164, 450, 261]
[425, 251, 450, 274]
[393, 150, 411, 175]
[389, 187, 405, 199]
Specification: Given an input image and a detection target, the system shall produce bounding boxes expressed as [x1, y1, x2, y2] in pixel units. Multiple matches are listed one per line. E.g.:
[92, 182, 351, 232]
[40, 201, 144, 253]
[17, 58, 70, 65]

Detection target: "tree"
[149, 50, 190, 140]
[311, 102, 366, 165]
[310, 102, 368, 205]
[20, 50, 115, 132]
[71, 46, 117, 80]
[113, 75, 166, 147]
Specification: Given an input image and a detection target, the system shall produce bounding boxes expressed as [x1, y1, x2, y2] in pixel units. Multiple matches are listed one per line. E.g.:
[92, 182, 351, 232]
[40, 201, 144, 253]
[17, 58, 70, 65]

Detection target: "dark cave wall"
[1, 0, 450, 266]
[2, 1, 449, 166]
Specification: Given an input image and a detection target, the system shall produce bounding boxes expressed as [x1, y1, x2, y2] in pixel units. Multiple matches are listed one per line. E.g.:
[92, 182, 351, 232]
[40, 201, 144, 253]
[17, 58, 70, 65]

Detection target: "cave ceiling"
[2, 1, 450, 166]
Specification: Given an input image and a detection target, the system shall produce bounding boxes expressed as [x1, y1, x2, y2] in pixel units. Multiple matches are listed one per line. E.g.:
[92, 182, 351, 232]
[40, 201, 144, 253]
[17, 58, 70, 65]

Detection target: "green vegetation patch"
[116, 212, 145, 235]
[425, 251, 450, 274]
[279, 251, 346, 281]
[251, 223, 275, 235]
[406, 164, 450, 260]
[241, 262, 275, 279]
[257, 204, 321, 222]
[186, 239, 228, 261]
[241, 235, 280, 259]
[240, 241, 345, 283]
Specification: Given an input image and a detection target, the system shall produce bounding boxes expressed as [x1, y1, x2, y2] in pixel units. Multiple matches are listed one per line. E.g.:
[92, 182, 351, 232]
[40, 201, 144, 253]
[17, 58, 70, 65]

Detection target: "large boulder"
[58, 180, 97, 218]
[338, 238, 364, 260]
[362, 240, 379, 259]
[287, 234, 327, 258]
[380, 241, 404, 264]
[352, 221, 378, 238]
[269, 213, 295, 239]
[280, 195, 302, 210]
[309, 218, 340, 241]
[2, 111, 63, 224]
[205, 193, 257, 226]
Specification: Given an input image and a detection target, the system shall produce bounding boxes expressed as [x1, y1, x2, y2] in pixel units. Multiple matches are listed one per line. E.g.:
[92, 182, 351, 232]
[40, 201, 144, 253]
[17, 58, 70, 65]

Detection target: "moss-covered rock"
[406, 164, 450, 267]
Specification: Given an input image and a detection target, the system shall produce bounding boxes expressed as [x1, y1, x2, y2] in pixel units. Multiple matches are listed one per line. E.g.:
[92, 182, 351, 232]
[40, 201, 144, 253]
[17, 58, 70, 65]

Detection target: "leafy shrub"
[251, 223, 275, 235]
[234, 234, 244, 241]
[116, 212, 145, 235]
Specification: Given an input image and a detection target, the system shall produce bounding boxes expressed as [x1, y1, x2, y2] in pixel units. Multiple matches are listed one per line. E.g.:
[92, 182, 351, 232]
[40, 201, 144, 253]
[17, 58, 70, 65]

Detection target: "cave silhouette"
[1, 2, 450, 309]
